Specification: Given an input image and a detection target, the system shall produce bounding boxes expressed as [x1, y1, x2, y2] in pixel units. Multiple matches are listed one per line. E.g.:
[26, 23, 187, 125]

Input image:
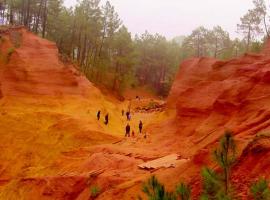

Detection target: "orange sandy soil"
[1, 28, 270, 200]
[0, 28, 169, 200]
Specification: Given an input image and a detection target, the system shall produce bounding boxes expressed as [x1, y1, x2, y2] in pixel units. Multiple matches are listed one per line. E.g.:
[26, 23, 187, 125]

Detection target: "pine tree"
[250, 178, 270, 200]
[176, 182, 191, 200]
[141, 176, 176, 200]
[214, 131, 236, 196]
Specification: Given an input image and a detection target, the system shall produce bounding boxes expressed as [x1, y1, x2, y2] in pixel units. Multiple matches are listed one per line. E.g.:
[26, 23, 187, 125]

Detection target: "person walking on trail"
[139, 120, 143, 133]
[122, 109, 125, 116]
[126, 111, 130, 121]
[97, 110, 101, 121]
[125, 124, 131, 137]
[104, 113, 109, 125]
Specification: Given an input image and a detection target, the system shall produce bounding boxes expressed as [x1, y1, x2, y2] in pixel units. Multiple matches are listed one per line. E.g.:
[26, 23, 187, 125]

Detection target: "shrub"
[140, 175, 176, 200]
[213, 131, 236, 195]
[200, 167, 223, 200]
[90, 185, 100, 198]
[250, 178, 270, 200]
[176, 182, 191, 200]
[6, 47, 15, 63]
[200, 131, 237, 200]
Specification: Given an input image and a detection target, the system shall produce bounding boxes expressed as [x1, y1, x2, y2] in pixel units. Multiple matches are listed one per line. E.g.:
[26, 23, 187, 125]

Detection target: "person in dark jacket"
[139, 120, 143, 133]
[104, 113, 109, 125]
[125, 123, 131, 137]
[126, 111, 130, 121]
[97, 110, 101, 120]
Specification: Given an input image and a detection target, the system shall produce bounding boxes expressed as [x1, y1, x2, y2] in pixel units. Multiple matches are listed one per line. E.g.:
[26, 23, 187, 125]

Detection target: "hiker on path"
[125, 124, 131, 137]
[122, 109, 125, 116]
[139, 120, 143, 133]
[97, 110, 101, 120]
[144, 132, 147, 139]
[104, 113, 109, 125]
[126, 111, 130, 121]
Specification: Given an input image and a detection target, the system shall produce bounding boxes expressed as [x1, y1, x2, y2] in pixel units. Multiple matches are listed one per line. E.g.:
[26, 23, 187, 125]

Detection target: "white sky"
[64, 0, 255, 39]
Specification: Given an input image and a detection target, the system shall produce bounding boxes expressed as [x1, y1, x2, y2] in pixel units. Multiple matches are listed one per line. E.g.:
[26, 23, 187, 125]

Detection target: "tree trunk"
[9, 1, 14, 25]
[42, 0, 47, 38]
[26, 0, 31, 28]
[35, 0, 43, 33]
[214, 37, 218, 58]
[263, 14, 269, 38]
[197, 35, 200, 57]
[246, 25, 251, 52]
[112, 62, 119, 91]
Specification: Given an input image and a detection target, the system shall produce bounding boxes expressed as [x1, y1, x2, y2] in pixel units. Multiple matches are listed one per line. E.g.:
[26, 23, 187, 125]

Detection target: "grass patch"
[90, 185, 100, 198]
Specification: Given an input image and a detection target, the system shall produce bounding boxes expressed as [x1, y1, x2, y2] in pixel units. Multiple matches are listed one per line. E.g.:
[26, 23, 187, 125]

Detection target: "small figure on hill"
[97, 110, 101, 121]
[144, 133, 147, 139]
[136, 95, 140, 100]
[122, 109, 125, 116]
[139, 120, 143, 133]
[126, 111, 130, 121]
[132, 130, 135, 137]
[104, 113, 109, 125]
[128, 113, 132, 121]
[125, 123, 131, 137]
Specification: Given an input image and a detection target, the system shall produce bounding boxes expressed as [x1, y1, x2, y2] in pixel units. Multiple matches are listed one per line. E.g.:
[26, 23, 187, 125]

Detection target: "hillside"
[0, 28, 167, 199]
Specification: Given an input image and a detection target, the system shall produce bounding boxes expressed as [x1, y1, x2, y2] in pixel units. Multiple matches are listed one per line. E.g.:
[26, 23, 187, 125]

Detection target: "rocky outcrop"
[168, 52, 270, 140]
[0, 28, 93, 96]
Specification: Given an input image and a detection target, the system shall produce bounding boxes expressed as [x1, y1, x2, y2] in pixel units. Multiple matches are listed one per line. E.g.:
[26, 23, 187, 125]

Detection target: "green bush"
[90, 185, 100, 198]
[213, 131, 236, 196]
[7, 47, 14, 55]
[250, 178, 270, 200]
[140, 176, 176, 200]
[176, 182, 191, 200]
[6, 47, 15, 63]
[200, 167, 222, 200]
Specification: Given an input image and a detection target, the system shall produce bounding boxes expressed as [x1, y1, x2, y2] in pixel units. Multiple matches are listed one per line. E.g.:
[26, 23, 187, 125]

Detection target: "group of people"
[96, 110, 109, 125]
[96, 108, 145, 138]
[125, 120, 143, 137]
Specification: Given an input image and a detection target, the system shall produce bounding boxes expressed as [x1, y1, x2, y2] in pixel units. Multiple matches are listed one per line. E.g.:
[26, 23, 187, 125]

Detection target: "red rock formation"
[0, 28, 92, 97]
[165, 49, 270, 198]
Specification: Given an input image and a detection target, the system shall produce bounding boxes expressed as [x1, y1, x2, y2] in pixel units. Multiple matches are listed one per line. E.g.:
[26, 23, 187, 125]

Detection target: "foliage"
[176, 182, 191, 200]
[134, 31, 180, 96]
[6, 47, 15, 63]
[214, 131, 236, 196]
[90, 185, 101, 198]
[199, 167, 234, 200]
[199, 131, 237, 200]
[0, 0, 267, 96]
[250, 178, 270, 200]
[140, 176, 176, 200]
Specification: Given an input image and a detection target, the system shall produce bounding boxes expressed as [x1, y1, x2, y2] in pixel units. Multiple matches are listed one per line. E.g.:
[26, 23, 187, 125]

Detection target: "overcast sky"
[64, 0, 255, 39]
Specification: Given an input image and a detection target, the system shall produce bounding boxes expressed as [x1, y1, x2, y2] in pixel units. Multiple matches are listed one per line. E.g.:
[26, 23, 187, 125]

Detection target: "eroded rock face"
[165, 48, 270, 197]
[168, 52, 270, 138]
[0, 28, 92, 97]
